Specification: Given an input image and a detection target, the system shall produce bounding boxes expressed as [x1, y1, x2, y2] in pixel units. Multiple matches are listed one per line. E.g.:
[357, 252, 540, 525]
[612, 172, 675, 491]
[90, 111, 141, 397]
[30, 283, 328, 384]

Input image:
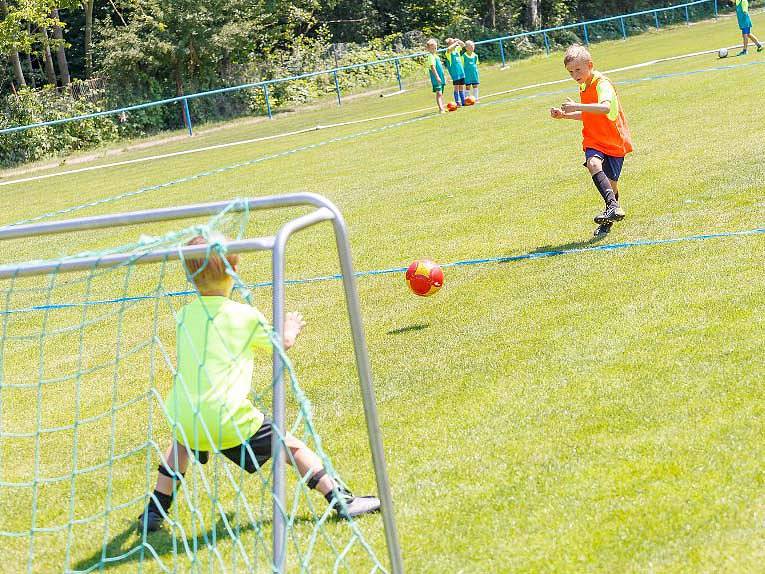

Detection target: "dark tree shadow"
[72, 510, 342, 572]
[386, 323, 430, 335]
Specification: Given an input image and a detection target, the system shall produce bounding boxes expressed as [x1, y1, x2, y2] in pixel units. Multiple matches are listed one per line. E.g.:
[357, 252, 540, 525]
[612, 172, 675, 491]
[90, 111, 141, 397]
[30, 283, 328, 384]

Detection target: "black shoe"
[329, 487, 381, 519]
[594, 203, 625, 224]
[138, 508, 165, 533]
[593, 222, 613, 236]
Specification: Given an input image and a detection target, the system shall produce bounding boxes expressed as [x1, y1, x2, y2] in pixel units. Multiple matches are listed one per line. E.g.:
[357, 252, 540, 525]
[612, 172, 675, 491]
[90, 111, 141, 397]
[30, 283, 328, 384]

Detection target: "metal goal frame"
[0, 192, 403, 574]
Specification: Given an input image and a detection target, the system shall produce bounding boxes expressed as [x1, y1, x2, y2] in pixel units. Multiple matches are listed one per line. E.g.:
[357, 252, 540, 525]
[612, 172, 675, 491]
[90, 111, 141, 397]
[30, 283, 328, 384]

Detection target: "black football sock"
[592, 170, 617, 206]
[147, 490, 173, 515]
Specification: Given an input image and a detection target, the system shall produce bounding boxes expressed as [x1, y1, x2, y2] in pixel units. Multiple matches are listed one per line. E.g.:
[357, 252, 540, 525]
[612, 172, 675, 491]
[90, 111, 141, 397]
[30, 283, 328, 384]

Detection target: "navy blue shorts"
[742, 27, 751, 35]
[584, 148, 625, 181]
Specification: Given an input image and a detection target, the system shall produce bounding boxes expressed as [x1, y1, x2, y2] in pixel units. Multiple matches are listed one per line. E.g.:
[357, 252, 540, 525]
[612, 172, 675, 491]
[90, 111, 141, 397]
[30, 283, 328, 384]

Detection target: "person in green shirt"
[462, 40, 480, 102]
[444, 38, 467, 106]
[425, 38, 446, 113]
[138, 235, 380, 532]
[735, 0, 763, 55]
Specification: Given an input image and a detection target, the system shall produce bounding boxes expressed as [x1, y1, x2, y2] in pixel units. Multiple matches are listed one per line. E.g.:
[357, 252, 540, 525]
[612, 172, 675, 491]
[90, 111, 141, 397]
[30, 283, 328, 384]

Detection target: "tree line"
[2, 1, 710, 100]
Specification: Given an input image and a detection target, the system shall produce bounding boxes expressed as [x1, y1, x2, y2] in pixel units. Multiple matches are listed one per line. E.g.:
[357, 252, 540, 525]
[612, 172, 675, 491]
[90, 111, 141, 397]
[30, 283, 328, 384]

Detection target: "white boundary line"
[380, 89, 408, 98]
[479, 45, 745, 101]
[0, 107, 433, 188]
[0, 44, 749, 189]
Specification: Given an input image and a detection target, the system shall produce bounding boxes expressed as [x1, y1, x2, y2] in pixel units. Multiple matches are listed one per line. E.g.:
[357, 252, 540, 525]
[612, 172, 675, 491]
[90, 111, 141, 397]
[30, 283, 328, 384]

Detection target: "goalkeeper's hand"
[284, 311, 306, 350]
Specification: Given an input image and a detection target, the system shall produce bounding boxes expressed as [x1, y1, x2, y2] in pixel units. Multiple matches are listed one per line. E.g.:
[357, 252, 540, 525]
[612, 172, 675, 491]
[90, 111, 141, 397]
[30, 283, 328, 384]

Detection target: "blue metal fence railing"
[472, 0, 719, 55]
[0, 0, 721, 139]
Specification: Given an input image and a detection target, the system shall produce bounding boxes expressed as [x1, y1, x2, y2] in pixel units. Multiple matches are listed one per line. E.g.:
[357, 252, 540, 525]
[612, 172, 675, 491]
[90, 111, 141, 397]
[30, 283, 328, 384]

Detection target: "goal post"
[0, 193, 403, 573]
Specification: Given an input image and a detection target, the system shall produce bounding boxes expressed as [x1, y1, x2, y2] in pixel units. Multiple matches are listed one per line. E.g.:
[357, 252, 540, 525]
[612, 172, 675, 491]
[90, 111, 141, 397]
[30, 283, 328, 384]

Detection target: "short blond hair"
[563, 44, 592, 66]
[183, 235, 240, 288]
[426, 38, 437, 48]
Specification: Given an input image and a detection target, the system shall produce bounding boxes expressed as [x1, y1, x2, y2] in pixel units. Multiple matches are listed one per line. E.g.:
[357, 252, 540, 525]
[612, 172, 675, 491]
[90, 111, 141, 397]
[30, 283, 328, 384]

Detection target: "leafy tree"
[0, 0, 58, 54]
[1, 0, 64, 87]
[96, 0, 334, 97]
[1, 0, 27, 86]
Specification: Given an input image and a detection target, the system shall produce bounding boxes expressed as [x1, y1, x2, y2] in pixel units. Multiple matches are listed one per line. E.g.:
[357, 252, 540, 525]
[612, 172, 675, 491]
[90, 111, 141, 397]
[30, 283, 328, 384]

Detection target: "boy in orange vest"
[550, 45, 633, 236]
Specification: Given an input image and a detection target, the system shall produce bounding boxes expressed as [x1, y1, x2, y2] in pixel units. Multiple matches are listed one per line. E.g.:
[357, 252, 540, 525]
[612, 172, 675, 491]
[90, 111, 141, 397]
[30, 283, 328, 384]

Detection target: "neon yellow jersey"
[165, 296, 272, 451]
[594, 76, 619, 121]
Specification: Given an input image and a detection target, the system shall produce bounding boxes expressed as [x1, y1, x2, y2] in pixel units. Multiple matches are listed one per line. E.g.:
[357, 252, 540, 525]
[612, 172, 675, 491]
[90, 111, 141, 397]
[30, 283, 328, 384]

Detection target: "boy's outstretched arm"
[550, 106, 582, 121]
[283, 311, 305, 350]
[561, 97, 610, 116]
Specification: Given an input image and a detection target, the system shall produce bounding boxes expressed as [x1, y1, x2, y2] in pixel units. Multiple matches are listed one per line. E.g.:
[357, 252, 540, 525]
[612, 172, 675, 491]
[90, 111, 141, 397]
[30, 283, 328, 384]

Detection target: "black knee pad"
[307, 469, 326, 490]
[158, 464, 184, 481]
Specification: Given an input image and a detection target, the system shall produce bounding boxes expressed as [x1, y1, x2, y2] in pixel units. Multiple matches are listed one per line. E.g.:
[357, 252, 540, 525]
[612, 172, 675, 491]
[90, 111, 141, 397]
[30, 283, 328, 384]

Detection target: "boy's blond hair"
[183, 235, 240, 288]
[426, 38, 437, 48]
[563, 44, 592, 66]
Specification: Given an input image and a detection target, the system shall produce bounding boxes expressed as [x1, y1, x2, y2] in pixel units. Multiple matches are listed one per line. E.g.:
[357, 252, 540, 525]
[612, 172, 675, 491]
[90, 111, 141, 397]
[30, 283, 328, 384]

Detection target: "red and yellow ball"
[405, 260, 444, 297]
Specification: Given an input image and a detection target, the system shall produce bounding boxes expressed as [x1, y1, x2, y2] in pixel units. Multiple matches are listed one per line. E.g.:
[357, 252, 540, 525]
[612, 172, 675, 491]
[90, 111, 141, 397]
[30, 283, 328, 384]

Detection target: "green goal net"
[0, 199, 393, 573]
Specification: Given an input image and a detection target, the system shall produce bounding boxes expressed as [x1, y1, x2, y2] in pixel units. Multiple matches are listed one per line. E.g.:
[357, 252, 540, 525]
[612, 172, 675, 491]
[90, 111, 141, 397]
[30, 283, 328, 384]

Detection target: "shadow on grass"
[386, 323, 430, 335]
[524, 233, 610, 257]
[72, 511, 342, 572]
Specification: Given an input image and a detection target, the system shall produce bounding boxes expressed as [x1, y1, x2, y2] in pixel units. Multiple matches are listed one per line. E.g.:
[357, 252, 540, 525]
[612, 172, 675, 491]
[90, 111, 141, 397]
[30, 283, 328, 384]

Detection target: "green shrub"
[0, 84, 118, 168]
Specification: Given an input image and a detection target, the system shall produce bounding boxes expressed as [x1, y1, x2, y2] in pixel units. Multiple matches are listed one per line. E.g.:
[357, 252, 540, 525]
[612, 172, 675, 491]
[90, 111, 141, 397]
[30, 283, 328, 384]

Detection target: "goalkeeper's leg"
[138, 441, 190, 532]
[286, 435, 381, 519]
[222, 419, 381, 520]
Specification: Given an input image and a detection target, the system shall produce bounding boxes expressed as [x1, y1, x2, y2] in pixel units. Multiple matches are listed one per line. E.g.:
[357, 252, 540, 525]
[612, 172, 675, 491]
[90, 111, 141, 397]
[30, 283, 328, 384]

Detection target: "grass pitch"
[1, 11, 765, 574]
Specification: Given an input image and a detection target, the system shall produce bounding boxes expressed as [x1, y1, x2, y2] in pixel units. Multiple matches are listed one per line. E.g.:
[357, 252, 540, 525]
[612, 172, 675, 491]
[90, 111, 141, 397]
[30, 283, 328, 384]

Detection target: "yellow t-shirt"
[165, 296, 272, 451]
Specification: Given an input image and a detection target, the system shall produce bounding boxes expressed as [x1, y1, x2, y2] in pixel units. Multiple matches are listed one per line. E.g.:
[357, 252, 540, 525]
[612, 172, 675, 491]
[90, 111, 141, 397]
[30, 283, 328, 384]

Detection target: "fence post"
[333, 70, 342, 106]
[654, 10, 660, 29]
[713, 0, 718, 18]
[543, 32, 550, 55]
[582, 23, 589, 45]
[394, 58, 403, 91]
[182, 97, 193, 136]
[685, 5, 690, 24]
[499, 39, 506, 67]
[620, 17, 627, 39]
[263, 85, 272, 119]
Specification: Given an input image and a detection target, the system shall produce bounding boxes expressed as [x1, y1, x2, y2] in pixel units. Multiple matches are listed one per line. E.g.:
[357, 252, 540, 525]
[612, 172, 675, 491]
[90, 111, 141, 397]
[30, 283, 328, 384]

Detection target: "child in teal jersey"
[735, 0, 763, 55]
[138, 235, 380, 533]
[426, 38, 446, 113]
[463, 40, 480, 102]
[444, 38, 467, 106]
